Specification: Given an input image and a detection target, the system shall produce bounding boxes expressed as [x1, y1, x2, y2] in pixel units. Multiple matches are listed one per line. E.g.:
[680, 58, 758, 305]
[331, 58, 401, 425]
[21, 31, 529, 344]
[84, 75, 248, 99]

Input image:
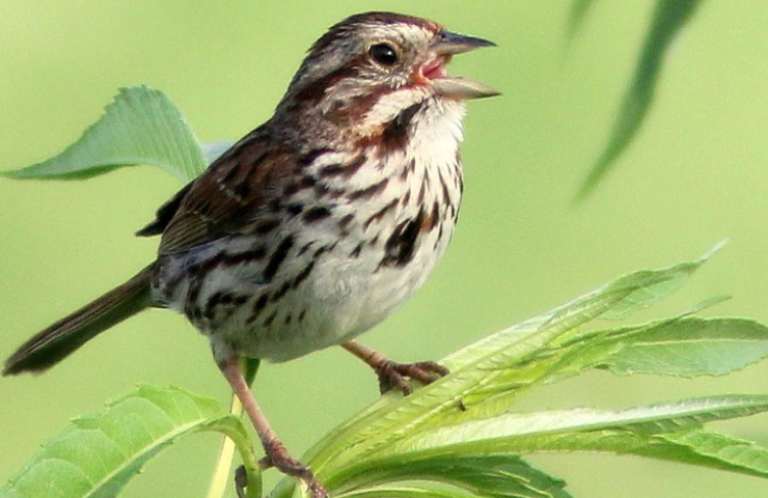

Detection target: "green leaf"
[507, 314, 768, 389]
[593, 317, 768, 377]
[333, 455, 571, 498]
[0, 385, 259, 498]
[2, 86, 207, 183]
[653, 430, 768, 477]
[381, 395, 768, 479]
[566, 0, 597, 40]
[577, 0, 705, 198]
[283, 249, 714, 488]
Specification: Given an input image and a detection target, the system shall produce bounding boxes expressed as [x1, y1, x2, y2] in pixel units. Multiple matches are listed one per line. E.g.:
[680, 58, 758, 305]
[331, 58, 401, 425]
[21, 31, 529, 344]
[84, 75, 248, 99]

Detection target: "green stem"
[206, 358, 263, 498]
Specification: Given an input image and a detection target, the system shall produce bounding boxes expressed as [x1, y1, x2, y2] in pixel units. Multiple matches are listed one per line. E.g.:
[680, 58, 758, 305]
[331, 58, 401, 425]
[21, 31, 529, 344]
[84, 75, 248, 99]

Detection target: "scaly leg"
[342, 341, 449, 395]
[218, 356, 328, 498]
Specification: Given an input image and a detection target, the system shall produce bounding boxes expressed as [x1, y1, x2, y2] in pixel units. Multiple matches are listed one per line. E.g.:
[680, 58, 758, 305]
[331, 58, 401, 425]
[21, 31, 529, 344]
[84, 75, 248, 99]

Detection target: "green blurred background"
[2, 1, 768, 497]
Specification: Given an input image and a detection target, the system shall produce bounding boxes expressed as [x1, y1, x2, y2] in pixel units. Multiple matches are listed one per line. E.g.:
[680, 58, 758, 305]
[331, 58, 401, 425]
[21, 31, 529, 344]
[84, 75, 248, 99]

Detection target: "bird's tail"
[3, 264, 155, 375]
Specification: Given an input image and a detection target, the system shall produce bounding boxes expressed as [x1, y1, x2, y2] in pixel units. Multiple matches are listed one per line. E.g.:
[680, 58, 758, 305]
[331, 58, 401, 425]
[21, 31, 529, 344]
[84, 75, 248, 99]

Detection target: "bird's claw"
[259, 440, 330, 497]
[376, 360, 449, 395]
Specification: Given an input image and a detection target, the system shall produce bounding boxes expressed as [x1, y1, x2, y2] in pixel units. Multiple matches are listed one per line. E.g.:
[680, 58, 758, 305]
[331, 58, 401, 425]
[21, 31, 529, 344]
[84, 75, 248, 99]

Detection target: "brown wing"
[139, 125, 294, 255]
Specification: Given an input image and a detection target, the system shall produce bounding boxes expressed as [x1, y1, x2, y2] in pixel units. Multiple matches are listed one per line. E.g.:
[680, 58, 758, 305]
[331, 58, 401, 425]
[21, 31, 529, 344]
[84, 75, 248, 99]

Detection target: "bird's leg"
[341, 341, 449, 395]
[218, 355, 329, 498]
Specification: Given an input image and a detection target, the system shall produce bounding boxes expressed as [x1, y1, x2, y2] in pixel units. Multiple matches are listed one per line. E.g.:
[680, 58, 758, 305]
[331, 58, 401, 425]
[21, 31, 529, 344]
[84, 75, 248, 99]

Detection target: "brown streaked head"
[276, 11, 498, 125]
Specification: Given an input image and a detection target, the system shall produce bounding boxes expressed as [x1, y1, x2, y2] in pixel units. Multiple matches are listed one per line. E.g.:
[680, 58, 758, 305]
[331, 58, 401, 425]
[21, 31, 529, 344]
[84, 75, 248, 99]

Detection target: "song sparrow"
[4, 11, 497, 497]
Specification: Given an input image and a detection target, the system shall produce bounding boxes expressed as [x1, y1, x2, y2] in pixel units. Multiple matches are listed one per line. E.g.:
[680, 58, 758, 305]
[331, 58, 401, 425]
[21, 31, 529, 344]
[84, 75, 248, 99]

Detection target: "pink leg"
[342, 341, 449, 395]
[218, 356, 329, 498]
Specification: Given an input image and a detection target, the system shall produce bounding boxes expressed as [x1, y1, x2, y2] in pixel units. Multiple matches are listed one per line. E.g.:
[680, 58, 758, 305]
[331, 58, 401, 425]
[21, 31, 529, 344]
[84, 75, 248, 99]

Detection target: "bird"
[3, 11, 497, 497]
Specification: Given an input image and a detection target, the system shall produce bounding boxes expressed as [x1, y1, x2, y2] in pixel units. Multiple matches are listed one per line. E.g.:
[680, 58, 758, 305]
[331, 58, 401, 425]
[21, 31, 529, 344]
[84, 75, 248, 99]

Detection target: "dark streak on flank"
[271, 281, 292, 302]
[247, 295, 268, 324]
[314, 245, 329, 258]
[298, 241, 315, 256]
[218, 247, 268, 267]
[204, 292, 247, 321]
[262, 310, 278, 328]
[350, 243, 363, 258]
[303, 206, 332, 223]
[182, 245, 268, 317]
[255, 219, 280, 235]
[203, 292, 223, 320]
[292, 261, 315, 289]
[263, 236, 294, 282]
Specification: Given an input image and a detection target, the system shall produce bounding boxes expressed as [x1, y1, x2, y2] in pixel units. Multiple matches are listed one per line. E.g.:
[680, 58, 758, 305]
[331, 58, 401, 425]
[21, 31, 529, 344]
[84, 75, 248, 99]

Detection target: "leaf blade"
[0, 385, 258, 498]
[2, 86, 207, 183]
[302, 250, 714, 479]
[577, 0, 704, 198]
[330, 455, 572, 498]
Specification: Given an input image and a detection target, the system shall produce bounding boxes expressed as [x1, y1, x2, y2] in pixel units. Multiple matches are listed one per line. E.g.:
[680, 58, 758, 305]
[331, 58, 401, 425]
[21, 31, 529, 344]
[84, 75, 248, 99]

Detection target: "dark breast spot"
[380, 209, 425, 269]
[286, 202, 304, 216]
[338, 213, 355, 229]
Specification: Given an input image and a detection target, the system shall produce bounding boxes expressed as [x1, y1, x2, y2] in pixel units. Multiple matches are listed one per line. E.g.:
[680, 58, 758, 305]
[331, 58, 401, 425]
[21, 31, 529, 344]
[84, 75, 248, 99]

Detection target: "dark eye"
[369, 43, 398, 66]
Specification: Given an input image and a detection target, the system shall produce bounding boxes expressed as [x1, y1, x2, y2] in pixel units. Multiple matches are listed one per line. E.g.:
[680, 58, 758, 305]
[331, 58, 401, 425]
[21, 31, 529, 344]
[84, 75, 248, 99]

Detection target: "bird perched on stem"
[4, 11, 498, 497]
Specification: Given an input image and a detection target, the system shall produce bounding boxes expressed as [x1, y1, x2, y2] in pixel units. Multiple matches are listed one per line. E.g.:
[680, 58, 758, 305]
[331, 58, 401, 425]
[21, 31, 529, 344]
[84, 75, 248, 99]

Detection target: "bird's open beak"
[426, 30, 500, 100]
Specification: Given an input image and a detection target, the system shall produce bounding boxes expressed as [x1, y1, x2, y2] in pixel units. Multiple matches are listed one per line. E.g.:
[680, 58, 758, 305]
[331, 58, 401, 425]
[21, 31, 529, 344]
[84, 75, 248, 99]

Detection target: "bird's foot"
[375, 359, 449, 395]
[260, 439, 329, 498]
[342, 341, 449, 395]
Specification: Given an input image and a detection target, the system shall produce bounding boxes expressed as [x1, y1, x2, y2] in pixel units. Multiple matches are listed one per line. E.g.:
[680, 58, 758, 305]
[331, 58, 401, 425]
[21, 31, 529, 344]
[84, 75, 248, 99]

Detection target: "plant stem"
[206, 358, 262, 498]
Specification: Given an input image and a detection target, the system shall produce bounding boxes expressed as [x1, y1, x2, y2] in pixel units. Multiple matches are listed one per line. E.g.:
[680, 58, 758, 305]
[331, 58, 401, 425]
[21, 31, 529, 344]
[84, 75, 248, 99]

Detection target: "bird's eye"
[368, 43, 399, 66]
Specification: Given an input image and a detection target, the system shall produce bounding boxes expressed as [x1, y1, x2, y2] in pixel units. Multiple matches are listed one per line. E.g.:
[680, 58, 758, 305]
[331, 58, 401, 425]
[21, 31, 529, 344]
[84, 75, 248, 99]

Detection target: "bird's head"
[276, 12, 498, 135]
